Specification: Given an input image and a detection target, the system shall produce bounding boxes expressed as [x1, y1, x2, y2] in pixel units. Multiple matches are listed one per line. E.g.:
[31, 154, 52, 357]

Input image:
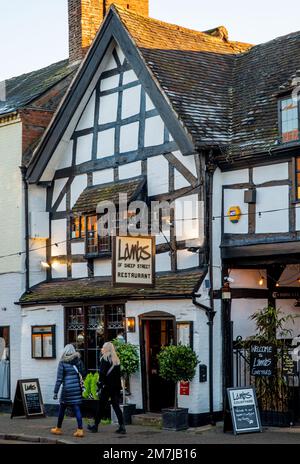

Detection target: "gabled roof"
[19, 269, 205, 305]
[72, 176, 146, 215]
[0, 60, 78, 115]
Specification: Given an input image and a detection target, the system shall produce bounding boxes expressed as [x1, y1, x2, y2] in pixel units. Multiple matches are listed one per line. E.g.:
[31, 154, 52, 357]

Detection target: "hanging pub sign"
[250, 343, 275, 377]
[227, 387, 262, 435]
[113, 236, 155, 288]
[11, 379, 45, 419]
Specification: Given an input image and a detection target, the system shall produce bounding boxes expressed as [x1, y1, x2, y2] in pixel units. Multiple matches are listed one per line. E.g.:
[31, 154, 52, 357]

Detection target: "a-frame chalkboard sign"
[11, 379, 45, 419]
[227, 386, 262, 435]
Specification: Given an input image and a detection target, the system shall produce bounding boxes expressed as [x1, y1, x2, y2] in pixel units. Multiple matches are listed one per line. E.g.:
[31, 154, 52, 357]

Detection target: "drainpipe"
[192, 153, 216, 425]
[20, 166, 29, 292]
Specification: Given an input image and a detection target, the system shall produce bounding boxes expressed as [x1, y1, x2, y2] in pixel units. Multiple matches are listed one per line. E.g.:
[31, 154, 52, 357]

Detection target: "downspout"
[192, 152, 216, 425]
[20, 166, 29, 292]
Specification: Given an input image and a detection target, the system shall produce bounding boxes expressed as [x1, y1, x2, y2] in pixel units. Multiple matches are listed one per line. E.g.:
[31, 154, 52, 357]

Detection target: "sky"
[0, 0, 300, 82]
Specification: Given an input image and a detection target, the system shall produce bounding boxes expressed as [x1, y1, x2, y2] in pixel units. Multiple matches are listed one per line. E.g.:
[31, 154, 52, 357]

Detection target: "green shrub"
[112, 339, 140, 404]
[157, 344, 199, 409]
[82, 372, 99, 400]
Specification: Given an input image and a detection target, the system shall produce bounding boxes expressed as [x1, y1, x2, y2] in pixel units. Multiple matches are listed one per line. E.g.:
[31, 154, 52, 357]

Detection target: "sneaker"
[73, 428, 84, 438]
[50, 427, 62, 435]
[115, 425, 126, 434]
[87, 424, 98, 433]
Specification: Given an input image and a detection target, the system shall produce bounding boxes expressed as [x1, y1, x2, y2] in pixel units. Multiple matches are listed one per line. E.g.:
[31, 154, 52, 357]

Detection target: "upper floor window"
[295, 158, 300, 201]
[71, 216, 86, 240]
[86, 214, 111, 256]
[280, 97, 299, 143]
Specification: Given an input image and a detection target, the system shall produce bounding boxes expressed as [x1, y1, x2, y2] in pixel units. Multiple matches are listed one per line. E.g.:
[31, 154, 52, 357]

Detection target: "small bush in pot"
[157, 344, 199, 430]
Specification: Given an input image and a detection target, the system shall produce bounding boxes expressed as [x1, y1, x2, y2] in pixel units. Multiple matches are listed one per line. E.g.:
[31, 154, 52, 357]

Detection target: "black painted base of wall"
[0, 401, 12, 414]
[188, 410, 223, 427]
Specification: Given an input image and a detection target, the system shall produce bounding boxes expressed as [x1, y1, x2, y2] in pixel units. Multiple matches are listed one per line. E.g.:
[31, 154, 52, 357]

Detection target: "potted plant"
[157, 344, 199, 431]
[112, 338, 140, 424]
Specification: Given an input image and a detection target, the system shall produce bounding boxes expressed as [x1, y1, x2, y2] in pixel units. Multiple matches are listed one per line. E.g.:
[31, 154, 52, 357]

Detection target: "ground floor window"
[0, 327, 10, 399]
[65, 304, 125, 372]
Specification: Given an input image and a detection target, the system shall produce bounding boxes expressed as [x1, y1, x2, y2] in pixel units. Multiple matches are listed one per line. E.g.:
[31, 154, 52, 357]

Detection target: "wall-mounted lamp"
[41, 261, 51, 269]
[221, 282, 231, 300]
[126, 317, 136, 333]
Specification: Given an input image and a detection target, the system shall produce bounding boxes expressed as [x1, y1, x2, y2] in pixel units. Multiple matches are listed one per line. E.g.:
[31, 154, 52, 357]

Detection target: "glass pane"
[71, 217, 80, 239]
[42, 334, 53, 357]
[297, 173, 300, 185]
[297, 186, 300, 200]
[0, 327, 10, 399]
[86, 216, 98, 254]
[32, 335, 42, 358]
[297, 158, 300, 171]
[81, 216, 86, 238]
[281, 98, 299, 142]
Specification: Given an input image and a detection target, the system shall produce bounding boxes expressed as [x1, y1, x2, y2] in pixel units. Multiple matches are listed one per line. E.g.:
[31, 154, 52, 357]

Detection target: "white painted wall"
[94, 259, 112, 277]
[172, 151, 197, 177]
[223, 189, 248, 234]
[70, 174, 87, 208]
[147, 155, 169, 195]
[253, 163, 289, 184]
[155, 252, 171, 272]
[174, 169, 190, 190]
[118, 161, 141, 180]
[144, 116, 164, 147]
[51, 219, 66, 257]
[122, 85, 141, 119]
[99, 93, 118, 124]
[93, 169, 114, 185]
[120, 122, 139, 152]
[222, 169, 249, 186]
[76, 134, 93, 165]
[52, 178, 68, 207]
[72, 263, 88, 279]
[255, 186, 289, 233]
[76, 91, 96, 131]
[231, 299, 268, 339]
[97, 128, 115, 158]
[20, 305, 64, 404]
[177, 250, 198, 270]
[230, 269, 267, 289]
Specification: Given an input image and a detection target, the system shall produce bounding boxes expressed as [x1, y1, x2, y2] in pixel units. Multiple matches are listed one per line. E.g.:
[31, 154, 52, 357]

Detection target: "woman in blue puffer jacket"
[51, 344, 85, 438]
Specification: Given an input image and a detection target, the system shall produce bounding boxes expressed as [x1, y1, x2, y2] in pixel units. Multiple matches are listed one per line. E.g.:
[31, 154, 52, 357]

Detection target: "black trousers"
[94, 387, 124, 427]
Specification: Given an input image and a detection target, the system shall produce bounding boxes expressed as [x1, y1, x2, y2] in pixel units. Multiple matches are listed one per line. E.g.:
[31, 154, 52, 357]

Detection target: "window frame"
[31, 325, 56, 359]
[70, 215, 86, 241]
[279, 95, 300, 144]
[85, 214, 112, 258]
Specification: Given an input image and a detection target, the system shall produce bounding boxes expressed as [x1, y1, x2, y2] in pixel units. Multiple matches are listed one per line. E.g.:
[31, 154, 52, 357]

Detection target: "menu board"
[227, 387, 262, 435]
[11, 379, 45, 419]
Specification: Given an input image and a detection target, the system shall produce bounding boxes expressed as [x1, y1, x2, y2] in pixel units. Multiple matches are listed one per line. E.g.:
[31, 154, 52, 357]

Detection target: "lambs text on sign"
[11, 379, 45, 419]
[250, 344, 275, 376]
[227, 387, 262, 435]
[113, 236, 155, 287]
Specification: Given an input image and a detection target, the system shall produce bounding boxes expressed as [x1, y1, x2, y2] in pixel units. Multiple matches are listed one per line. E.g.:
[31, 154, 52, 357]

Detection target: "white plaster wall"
[51, 262, 67, 279]
[145, 93, 155, 111]
[172, 151, 197, 177]
[144, 116, 164, 147]
[72, 263, 88, 279]
[97, 128, 115, 158]
[76, 91, 96, 131]
[76, 134, 93, 165]
[295, 205, 300, 231]
[122, 85, 141, 119]
[177, 250, 198, 270]
[174, 194, 200, 241]
[118, 161, 141, 180]
[255, 186, 289, 233]
[99, 93, 118, 124]
[71, 242, 85, 255]
[231, 299, 268, 340]
[120, 122, 139, 153]
[93, 169, 114, 185]
[276, 300, 300, 337]
[155, 252, 171, 272]
[253, 163, 289, 184]
[29, 238, 47, 286]
[174, 169, 190, 190]
[52, 178, 68, 207]
[0, 274, 23, 399]
[29, 185, 47, 212]
[0, 121, 23, 273]
[123, 70, 138, 85]
[223, 189, 248, 234]
[147, 155, 169, 195]
[100, 74, 119, 91]
[212, 168, 223, 290]
[51, 219, 66, 257]
[70, 175, 87, 208]
[222, 169, 249, 186]
[57, 140, 73, 170]
[230, 269, 267, 289]
[115, 44, 125, 65]
[94, 259, 112, 277]
[20, 305, 64, 404]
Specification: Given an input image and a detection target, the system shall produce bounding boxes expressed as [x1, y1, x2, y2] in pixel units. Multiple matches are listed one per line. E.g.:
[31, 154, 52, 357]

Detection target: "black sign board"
[11, 379, 45, 419]
[250, 343, 275, 376]
[227, 387, 262, 435]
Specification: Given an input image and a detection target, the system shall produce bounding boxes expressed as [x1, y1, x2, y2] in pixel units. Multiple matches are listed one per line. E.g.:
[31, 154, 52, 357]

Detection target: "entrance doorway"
[140, 313, 175, 412]
[0, 327, 10, 399]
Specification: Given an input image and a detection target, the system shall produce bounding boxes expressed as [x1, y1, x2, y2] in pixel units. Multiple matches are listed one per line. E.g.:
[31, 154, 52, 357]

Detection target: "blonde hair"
[101, 342, 120, 366]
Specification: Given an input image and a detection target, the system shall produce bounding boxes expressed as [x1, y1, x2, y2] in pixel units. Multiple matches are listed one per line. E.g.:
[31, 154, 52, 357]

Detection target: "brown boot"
[73, 428, 84, 437]
[51, 427, 62, 435]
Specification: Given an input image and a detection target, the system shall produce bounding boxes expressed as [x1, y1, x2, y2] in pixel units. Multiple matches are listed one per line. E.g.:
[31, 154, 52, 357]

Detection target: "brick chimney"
[68, 0, 149, 64]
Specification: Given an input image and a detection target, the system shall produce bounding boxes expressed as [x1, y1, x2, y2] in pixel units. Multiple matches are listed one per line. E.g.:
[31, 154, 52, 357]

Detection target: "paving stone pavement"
[1, 413, 300, 445]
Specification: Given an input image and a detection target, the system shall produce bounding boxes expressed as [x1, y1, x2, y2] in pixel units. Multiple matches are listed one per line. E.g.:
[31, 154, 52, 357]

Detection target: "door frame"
[139, 311, 176, 412]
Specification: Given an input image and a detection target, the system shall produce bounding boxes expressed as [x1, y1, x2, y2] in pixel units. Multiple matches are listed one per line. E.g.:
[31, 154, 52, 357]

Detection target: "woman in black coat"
[51, 344, 85, 437]
[87, 342, 126, 434]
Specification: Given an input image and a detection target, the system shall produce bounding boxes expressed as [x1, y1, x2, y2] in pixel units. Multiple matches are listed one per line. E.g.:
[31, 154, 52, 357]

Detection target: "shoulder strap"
[73, 365, 79, 374]
[107, 364, 114, 376]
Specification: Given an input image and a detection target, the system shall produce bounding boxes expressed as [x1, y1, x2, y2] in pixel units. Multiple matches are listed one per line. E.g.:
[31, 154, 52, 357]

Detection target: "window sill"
[84, 252, 112, 260]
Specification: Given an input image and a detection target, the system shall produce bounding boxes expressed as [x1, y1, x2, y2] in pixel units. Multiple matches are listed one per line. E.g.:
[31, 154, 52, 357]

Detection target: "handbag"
[73, 365, 85, 394]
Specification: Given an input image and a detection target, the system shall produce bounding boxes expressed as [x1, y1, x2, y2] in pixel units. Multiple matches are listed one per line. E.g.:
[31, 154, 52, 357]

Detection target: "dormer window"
[280, 97, 299, 143]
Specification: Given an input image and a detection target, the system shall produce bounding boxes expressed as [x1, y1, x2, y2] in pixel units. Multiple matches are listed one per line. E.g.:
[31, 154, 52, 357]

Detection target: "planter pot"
[81, 399, 111, 420]
[162, 408, 189, 431]
[111, 403, 136, 425]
